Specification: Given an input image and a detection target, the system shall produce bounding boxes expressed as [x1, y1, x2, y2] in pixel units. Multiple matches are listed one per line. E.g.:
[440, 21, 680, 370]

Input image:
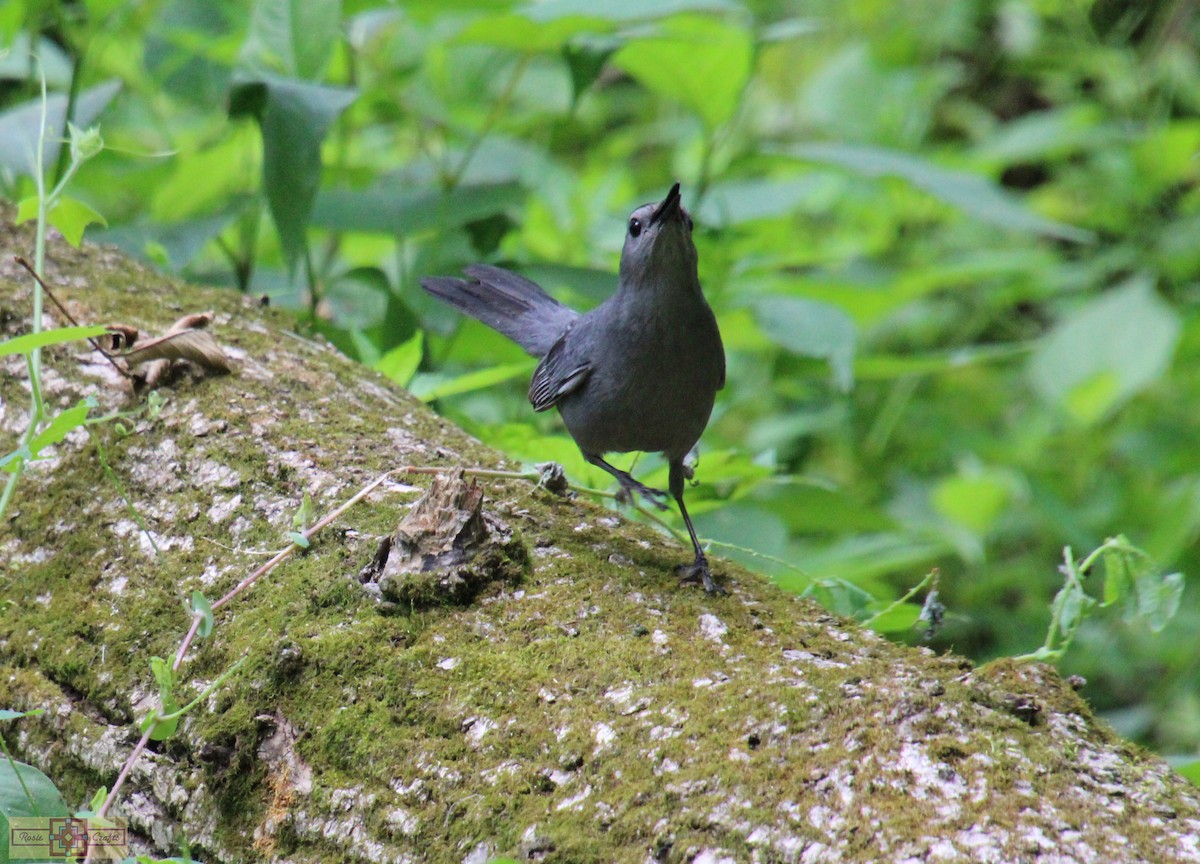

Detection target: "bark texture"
[2, 215, 1199, 864]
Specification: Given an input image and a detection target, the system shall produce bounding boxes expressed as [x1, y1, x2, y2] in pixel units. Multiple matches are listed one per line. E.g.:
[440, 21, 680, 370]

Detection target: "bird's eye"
[628, 218, 642, 238]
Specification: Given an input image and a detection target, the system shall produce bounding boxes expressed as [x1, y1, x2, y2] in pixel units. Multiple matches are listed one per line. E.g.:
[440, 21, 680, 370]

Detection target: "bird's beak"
[648, 182, 682, 228]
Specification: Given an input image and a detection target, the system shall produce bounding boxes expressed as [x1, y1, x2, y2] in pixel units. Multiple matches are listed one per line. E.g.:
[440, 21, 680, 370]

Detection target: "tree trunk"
[2, 213, 1198, 863]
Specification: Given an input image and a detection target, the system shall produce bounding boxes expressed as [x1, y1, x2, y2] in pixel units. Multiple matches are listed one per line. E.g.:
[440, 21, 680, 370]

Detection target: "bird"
[420, 182, 727, 594]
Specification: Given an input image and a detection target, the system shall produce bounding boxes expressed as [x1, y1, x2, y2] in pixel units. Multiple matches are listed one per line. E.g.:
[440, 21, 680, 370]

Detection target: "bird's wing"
[528, 326, 592, 412]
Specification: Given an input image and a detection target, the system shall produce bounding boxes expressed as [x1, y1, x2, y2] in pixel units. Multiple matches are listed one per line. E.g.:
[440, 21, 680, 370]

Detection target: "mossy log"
[2, 215, 1199, 864]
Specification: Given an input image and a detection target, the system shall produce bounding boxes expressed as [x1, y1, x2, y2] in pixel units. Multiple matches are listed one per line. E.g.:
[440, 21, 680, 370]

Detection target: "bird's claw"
[676, 555, 727, 596]
[615, 479, 670, 511]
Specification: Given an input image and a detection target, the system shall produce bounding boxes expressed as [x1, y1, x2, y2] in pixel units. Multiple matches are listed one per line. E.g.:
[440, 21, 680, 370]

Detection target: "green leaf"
[143, 656, 181, 741]
[696, 175, 840, 225]
[149, 656, 175, 704]
[0, 709, 44, 721]
[800, 579, 875, 618]
[288, 531, 311, 548]
[375, 330, 424, 388]
[44, 196, 108, 248]
[324, 267, 390, 330]
[1061, 370, 1120, 425]
[1138, 572, 1184, 633]
[760, 16, 820, 43]
[15, 198, 39, 224]
[786, 142, 1094, 243]
[519, 265, 615, 307]
[0, 325, 110, 357]
[523, 0, 738, 22]
[313, 181, 524, 236]
[1144, 476, 1200, 569]
[229, 75, 357, 272]
[139, 657, 247, 746]
[146, 665, 180, 737]
[788, 533, 952, 587]
[752, 296, 856, 391]
[349, 329, 382, 366]
[483, 424, 612, 489]
[139, 708, 180, 741]
[855, 343, 1030, 380]
[410, 360, 537, 402]
[674, 448, 773, 490]
[612, 15, 754, 130]
[1050, 576, 1096, 642]
[98, 212, 239, 272]
[975, 106, 1110, 165]
[190, 591, 215, 639]
[0, 758, 69, 827]
[932, 470, 1012, 535]
[0, 447, 28, 474]
[693, 504, 789, 570]
[146, 391, 166, 420]
[292, 491, 314, 531]
[1132, 120, 1200, 201]
[1028, 276, 1182, 425]
[1176, 759, 1200, 786]
[563, 41, 619, 103]
[0, 32, 72, 86]
[458, 15, 602, 51]
[864, 602, 924, 634]
[755, 481, 894, 534]
[1, 758, 69, 864]
[240, 0, 342, 79]
[1101, 542, 1133, 607]
[458, 0, 738, 51]
[28, 397, 97, 459]
[148, 133, 260, 224]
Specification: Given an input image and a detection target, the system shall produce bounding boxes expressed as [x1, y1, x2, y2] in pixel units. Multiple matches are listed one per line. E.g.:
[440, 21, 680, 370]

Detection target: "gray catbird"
[421, 183, 726, 594]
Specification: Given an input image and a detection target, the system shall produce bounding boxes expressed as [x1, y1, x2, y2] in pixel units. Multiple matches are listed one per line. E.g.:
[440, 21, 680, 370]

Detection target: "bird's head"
[618, 182, 697, 287]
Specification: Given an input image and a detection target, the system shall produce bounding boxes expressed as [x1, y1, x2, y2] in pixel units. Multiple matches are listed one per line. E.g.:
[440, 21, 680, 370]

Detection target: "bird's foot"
[676, 554, 727, 596]
[614, 477, 670, 511]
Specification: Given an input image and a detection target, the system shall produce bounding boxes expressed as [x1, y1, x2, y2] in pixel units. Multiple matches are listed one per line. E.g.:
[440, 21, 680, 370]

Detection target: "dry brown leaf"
[103, 324, 140, 351]
[168, 311, 214, 332]
[122, 328, 232, 373]
[141, 358, 172, 389]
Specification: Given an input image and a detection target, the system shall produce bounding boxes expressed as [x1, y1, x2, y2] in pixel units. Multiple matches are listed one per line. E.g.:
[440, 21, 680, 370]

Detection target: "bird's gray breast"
[556, 295, 723, 459]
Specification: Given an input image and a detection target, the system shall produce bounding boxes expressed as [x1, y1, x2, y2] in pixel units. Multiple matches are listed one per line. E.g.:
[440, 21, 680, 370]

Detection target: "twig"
[96, 727, 152, 819]
[211, 469, 399, 610]
[862, 570, 935, 629]
[172, 615, 204, 672]
[13, 256, 130, 378]
[704, 538, 814, 581]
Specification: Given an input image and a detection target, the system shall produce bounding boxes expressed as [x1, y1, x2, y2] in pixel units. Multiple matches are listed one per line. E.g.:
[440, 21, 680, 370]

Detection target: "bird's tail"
[420, 265, 578, 358]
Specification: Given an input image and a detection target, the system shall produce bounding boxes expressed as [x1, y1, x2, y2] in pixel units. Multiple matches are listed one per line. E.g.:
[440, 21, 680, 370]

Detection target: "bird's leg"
[669, 460, 726, 596]
[583, 453, 670, 511]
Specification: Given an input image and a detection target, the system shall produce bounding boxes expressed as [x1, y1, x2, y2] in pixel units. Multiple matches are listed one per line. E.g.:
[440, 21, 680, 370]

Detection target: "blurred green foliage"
[2, 0, 1198, 763]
